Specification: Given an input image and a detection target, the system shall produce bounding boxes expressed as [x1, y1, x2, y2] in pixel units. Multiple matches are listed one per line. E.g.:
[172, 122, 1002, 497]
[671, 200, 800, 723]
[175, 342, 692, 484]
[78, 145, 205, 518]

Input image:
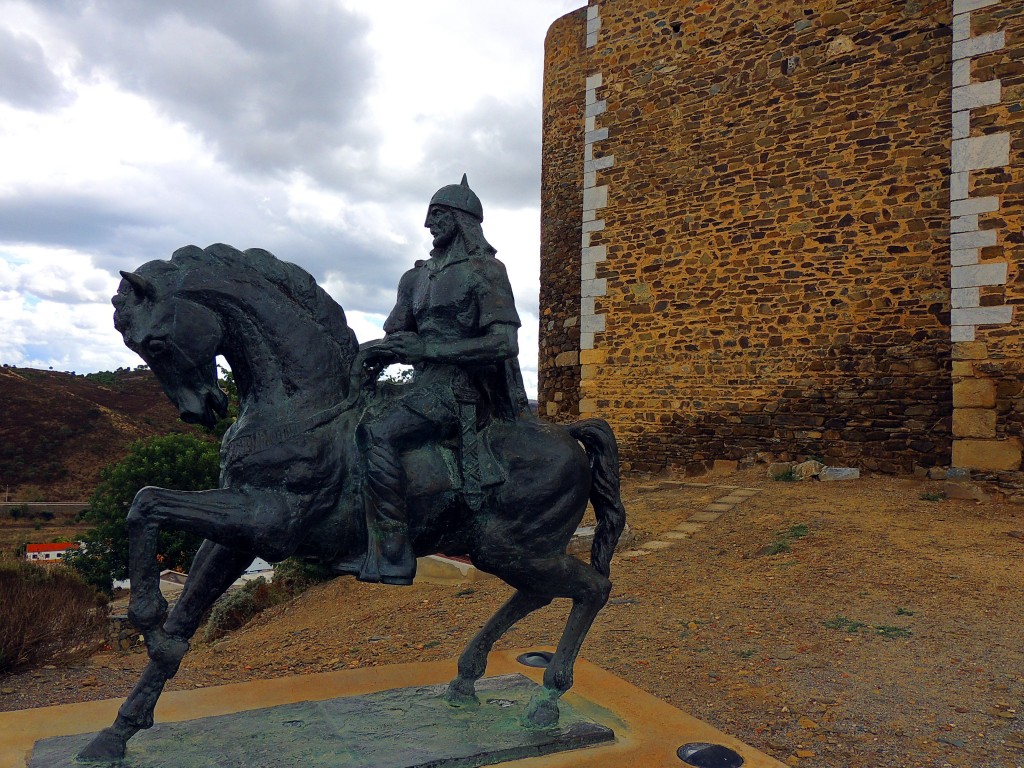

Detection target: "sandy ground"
[2, 467, 1023, 768]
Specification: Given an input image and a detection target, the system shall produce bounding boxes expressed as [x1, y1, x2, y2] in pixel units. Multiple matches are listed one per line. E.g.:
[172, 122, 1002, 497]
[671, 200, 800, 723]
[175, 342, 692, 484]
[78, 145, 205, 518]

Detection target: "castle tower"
[539, 0, 1023, 482]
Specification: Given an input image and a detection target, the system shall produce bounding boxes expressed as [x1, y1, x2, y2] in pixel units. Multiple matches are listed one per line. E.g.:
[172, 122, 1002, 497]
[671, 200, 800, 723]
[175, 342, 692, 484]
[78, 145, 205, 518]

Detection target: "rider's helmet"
[426, 174, 483, 223]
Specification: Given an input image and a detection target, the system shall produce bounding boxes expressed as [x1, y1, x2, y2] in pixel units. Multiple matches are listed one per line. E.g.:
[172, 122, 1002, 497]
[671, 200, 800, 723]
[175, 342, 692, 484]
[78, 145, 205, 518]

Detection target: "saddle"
[400, 405, 508, 507]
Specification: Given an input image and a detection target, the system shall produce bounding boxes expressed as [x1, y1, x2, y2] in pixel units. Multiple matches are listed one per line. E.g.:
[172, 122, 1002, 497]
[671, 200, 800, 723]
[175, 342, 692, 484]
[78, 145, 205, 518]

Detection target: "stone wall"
[539, 8, 588, 421]
[949, 0, 1024, 483]
[539, 0, 1024, 476]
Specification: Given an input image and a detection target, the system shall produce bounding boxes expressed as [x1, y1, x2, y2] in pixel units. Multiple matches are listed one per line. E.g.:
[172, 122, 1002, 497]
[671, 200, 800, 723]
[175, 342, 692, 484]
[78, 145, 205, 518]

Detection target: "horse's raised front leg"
[444, 590, 551, 707]
[86, 484, 299, 762]
[478, 549, 611, 728]
[79, 540, 254, 762]
[125, 485, 299, 632]
[123, 487, 169, 632]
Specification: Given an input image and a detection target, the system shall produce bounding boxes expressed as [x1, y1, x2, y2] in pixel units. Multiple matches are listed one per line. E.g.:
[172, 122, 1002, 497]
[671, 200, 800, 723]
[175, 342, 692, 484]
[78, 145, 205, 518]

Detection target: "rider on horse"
[354, 175, 530, 585]
[82, 227, 623, 760]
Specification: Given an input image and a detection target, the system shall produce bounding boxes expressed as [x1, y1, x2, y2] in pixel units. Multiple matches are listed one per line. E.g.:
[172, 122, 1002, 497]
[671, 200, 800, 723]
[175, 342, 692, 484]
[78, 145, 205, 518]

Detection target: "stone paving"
[616, 482, 763, 558]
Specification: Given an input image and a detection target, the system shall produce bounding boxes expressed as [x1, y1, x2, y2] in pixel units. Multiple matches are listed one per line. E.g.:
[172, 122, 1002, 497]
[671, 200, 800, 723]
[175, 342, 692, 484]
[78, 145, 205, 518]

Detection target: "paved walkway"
[617, 482, 763, 558]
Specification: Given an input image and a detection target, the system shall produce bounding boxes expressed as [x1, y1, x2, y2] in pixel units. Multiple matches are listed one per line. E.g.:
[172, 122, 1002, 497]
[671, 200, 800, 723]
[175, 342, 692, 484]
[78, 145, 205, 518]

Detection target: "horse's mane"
[169, 243, 359, 385]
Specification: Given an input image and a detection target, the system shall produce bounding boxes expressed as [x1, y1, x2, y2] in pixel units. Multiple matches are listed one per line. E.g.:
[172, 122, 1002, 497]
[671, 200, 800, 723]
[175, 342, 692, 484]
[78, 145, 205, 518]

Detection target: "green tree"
[211, 365, 239, 439]
[66, 433, 220, 594]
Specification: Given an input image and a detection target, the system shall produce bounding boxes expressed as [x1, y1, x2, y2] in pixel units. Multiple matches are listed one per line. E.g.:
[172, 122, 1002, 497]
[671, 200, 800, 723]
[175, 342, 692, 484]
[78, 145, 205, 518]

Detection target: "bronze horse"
[80, 243, 626, 761]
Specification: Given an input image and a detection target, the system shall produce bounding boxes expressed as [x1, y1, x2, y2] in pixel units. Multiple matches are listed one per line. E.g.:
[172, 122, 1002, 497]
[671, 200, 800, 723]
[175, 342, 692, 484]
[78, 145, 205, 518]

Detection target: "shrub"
[203, 578, 282, 642]
[0, 561, 109, 673]
[271, 557, 333, 594]
[201, 558, 333, 642]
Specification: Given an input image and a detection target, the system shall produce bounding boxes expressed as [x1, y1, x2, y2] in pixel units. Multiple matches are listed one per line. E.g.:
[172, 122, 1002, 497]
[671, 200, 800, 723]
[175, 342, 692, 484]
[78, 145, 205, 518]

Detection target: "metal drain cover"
[677, 742, 744, 767]
[516, 651, 554, 668]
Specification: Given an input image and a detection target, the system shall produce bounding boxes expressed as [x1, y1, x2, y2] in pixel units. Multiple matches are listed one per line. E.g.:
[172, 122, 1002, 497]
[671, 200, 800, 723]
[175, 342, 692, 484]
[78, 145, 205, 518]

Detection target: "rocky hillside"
[0, 366, 208, 501]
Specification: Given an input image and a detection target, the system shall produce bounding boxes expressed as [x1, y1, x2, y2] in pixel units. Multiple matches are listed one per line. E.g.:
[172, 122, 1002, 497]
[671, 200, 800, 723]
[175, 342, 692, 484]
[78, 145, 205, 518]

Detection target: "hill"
[0, 366, 207, 501]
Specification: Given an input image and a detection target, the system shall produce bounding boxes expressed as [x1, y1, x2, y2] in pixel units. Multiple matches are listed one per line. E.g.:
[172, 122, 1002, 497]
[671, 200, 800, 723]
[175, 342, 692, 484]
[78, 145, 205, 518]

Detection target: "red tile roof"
[26, 542, 80, 553]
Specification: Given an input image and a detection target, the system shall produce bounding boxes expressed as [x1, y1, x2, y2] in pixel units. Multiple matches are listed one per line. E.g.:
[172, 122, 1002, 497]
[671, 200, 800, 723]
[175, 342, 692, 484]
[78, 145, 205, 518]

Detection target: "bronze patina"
[78, 179, 627, 762]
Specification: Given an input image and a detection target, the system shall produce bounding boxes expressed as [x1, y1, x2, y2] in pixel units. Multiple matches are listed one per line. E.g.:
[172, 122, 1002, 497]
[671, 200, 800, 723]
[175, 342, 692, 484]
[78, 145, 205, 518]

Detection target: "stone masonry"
[539, 0, 1023, 480]
[949, 0, 1024, 479]
[539, 8, 587, 420]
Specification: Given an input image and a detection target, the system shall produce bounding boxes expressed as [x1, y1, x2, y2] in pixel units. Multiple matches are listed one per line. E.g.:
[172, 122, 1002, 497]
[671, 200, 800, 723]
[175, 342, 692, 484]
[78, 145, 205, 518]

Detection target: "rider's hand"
[381, 332, 425, 364]
[361, 339, 396, 363]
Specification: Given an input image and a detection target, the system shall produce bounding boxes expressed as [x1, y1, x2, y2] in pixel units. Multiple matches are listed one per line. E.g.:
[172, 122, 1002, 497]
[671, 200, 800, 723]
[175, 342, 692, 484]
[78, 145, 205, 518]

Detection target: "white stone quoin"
[947, 0, 1012, 343]
[579, 3, 613, 357]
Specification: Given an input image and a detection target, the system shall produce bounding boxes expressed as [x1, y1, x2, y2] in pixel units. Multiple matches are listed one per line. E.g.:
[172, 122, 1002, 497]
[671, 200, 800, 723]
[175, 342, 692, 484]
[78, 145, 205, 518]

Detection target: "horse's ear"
[120, 270, 154, 300]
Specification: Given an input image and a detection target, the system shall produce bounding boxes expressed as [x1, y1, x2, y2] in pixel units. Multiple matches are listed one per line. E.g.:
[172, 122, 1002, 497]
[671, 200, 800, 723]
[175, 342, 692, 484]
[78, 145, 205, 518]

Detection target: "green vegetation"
[786, 524, 809, 539]
[0, 561, 108, 673]
[83, 370, 119, 387]
[765, 523, 809, 555]
[7, 504, 30, 520]
[773, 468, 797, 482]
[919, 491, 946, 502]
[823, 614, 913, 640]
[210, 366, 239, 439]
[380, 365, 414, 385]
[6, 504, 54, 522]
[766, 538, 791, 555]
[823, 615, 867, 633]
[66, 434, 220, 594]
[270, 557, 333, 593]
[202, 558, 333, 642]
[83, 366, 148, 386]
[203, 577, 278, 642]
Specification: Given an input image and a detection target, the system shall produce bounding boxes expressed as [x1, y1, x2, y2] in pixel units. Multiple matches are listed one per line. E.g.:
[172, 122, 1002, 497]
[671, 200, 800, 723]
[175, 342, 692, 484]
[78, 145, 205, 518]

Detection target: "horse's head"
[112, 257, 228, 428]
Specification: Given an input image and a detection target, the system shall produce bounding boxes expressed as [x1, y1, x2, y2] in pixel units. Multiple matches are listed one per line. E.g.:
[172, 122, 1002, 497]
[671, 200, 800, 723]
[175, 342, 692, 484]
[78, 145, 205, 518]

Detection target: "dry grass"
[0, 560, 109, 673]
[3, 470, 1024, 766]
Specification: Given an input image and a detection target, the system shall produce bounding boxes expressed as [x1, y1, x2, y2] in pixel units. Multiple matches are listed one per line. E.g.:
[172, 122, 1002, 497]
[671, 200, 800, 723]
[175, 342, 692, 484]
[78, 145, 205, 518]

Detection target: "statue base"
[29, 674, 611, 768]
[1, 650, 786, 768]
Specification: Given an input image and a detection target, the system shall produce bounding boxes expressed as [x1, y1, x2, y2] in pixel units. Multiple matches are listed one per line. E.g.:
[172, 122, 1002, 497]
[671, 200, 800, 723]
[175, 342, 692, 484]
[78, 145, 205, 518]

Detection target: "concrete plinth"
[0, 651, 786, 768]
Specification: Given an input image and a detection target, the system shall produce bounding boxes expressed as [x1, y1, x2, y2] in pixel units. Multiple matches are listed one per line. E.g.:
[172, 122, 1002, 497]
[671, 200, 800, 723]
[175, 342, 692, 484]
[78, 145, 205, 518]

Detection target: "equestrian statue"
[79, 176, 627, 761]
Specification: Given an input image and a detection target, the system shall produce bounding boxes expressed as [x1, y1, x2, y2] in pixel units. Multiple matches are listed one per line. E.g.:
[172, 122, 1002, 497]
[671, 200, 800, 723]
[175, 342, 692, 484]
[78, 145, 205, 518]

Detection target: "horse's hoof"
[127, 594, 167, 631]
[77, 728, 126, 762]
[523, 694, 560, 728]
[443, 679, 480, 708]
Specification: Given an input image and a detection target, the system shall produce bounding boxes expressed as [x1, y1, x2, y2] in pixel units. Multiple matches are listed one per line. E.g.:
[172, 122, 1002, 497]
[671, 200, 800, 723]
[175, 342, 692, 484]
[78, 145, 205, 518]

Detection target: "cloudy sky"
[0, 0, 584, 397]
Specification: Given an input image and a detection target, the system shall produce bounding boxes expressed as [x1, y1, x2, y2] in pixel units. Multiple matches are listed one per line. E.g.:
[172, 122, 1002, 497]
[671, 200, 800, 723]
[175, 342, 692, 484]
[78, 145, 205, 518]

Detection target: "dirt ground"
[2, 467, 1023, 768]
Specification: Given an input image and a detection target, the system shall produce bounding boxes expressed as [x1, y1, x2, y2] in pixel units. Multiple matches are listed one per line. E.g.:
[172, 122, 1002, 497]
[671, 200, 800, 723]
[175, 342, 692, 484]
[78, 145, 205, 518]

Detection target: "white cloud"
[0, 247, 117, 303]
[0, 253, 136, 372]
[343, 310, 387, 346]
[0, 0, 586, 398]
[0, 23, 68, 110]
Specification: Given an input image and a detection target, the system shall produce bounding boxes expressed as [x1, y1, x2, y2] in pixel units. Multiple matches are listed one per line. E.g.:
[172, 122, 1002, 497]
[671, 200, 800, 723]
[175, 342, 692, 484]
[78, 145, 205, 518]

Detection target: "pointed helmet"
[425, 174, 483, 223]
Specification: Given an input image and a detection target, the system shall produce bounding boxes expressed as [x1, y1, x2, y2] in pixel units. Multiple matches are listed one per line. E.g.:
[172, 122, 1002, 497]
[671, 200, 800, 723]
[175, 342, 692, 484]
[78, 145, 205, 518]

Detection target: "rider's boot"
[361, 518, 416, 586]
[359, 440, 416, 585]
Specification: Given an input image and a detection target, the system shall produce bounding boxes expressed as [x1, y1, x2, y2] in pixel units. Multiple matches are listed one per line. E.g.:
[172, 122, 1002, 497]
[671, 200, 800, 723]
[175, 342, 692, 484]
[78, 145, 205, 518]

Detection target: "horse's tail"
[567, 418, 627, 578]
